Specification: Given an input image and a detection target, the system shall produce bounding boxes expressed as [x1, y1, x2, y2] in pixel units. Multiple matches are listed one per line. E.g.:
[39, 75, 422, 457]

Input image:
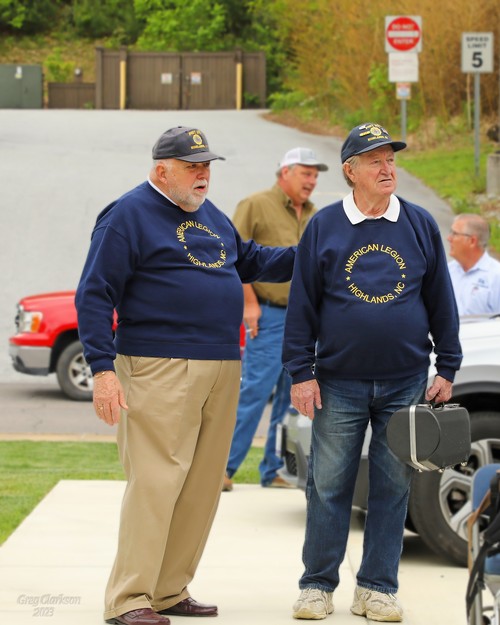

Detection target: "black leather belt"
[258, 298, 287, 309]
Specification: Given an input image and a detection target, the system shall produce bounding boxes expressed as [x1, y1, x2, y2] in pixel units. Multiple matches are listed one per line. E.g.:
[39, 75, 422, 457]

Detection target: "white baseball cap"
[278, 147, 328, 172]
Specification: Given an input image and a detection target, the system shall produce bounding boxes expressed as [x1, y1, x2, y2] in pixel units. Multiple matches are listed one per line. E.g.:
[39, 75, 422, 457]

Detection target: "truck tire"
[408, 411, 500, 565]
[56, 340, 93, 401]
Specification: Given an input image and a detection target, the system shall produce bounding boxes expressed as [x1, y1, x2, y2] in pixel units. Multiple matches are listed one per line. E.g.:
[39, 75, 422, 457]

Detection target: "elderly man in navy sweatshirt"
[283, 122, 462, 622]
[75, 126, 295, 625]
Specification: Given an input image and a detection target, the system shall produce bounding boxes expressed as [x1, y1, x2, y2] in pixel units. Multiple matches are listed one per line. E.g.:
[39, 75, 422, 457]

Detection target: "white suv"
[279, 314, 500, 566]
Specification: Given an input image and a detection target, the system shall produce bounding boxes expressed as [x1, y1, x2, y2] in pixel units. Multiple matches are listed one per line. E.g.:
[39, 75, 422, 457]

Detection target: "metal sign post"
[474, 73, 480, 178]
[461, 32, 494, 177]
[389, 57, 418, 141]
[396, 83, 411, 142]
[386, 16, 422, 141]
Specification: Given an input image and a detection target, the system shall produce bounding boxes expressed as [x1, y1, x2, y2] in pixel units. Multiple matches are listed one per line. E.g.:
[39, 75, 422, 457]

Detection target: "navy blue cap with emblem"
[341, 123, 406, 163]
[152, 126, 225, 162]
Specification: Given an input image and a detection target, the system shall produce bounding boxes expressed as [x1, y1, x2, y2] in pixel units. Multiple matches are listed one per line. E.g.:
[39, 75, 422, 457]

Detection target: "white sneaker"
[351, 586, 403, 622]
[293, 588, 334, 620]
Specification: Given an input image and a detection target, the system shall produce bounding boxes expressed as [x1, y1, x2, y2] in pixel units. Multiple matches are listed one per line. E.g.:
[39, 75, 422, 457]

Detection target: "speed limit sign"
[461, 33, 494, 73]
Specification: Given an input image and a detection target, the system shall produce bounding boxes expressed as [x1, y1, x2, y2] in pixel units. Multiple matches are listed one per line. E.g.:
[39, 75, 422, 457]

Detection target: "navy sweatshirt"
[282, 196, 462, 384]
[75, 182, 295, 373]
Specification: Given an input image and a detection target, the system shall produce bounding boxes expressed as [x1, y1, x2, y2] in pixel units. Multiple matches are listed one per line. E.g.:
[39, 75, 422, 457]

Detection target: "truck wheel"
[408, 411, 500, 565]
[56, 341, 93, 401]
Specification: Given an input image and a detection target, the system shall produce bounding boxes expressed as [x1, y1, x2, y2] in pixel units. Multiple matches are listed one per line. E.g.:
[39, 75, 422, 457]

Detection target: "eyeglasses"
[449, 229, 472, 238]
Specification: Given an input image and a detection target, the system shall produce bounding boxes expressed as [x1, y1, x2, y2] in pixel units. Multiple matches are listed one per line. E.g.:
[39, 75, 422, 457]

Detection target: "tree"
[266, 0, 500, 125]
[134, 0, 227, 52]
[71, 0, 142, 43]
[0, 0, 62, 33]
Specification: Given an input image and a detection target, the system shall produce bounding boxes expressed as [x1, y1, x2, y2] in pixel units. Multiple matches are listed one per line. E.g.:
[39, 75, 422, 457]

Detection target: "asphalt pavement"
[0, 379, 115, 440]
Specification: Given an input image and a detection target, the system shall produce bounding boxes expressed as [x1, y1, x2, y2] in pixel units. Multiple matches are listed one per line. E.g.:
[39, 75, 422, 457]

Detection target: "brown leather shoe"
[264, 476, 295, 489]
[159, 597, 218, 617]
[222, 473, 233, 492]
[106, 608, 170, 625]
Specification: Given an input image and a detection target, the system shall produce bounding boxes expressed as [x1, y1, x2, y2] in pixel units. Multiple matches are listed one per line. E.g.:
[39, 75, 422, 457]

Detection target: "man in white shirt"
[447, 213, 500, 315]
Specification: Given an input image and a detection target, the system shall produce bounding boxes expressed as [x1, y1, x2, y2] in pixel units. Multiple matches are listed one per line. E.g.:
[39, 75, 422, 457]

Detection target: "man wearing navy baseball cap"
[152, 126, 226, 162]
[284, 122, 461, 621]
[340, 122, 406, 163]
[76, 125, 296, 625]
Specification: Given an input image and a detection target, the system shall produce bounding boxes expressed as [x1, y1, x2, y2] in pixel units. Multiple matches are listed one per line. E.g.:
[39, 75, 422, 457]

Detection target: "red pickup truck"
[9, 291, 246, 401]
[9, 291, 93, 400]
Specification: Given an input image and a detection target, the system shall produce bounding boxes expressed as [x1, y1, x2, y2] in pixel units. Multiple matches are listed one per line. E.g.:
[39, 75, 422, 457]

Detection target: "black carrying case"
[386, 403, 471, 471]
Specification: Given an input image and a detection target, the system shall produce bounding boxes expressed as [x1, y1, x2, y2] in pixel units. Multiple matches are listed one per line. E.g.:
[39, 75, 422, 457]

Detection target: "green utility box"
[0, 64, 43, 108]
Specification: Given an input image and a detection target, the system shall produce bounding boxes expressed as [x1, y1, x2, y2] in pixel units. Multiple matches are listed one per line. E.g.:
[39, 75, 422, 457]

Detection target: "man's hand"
[425, 375, 453, 404]
[244, 300, 262, 339]
[291, 379, 322, 420]
[93, 371, 128, 425]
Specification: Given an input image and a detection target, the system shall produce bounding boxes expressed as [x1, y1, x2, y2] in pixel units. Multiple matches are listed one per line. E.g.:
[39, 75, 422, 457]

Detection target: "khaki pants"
[104, 355, 241, 619]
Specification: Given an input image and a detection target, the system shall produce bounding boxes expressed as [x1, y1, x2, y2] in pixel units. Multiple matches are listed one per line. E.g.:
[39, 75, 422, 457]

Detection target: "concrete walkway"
[0, 480, 469, 625]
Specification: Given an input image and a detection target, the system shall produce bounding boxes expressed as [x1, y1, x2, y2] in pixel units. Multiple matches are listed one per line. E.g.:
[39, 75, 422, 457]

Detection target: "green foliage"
[245, 0, 289, 94]
[0, 0, 25, 29]
[135, 0, 227, 52]
[0, 0, 62, 33]
[268, 90, 309, 111]
[71, 0, 142, 43]
[341, 109, 372, 130]
[243, 92, 261, 108]
[44, 46, 75, 82]
[367, 63, 397, 127]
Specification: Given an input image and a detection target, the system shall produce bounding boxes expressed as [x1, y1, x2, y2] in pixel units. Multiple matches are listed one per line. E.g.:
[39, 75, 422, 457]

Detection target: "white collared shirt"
[343, 191, 400, 224]
[448, 251, 500, 315]
[148, 177, 178, 206]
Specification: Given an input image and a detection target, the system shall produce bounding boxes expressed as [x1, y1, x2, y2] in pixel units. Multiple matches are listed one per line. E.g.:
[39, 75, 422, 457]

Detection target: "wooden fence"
[47, 48, 266, 110]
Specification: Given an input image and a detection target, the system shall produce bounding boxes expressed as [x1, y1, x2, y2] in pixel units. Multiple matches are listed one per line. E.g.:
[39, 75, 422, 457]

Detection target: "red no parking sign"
[385, 15, 422, 53]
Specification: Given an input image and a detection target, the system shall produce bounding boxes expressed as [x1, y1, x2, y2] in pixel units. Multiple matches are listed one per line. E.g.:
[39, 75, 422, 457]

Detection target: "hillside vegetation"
[1, 0, 500, 126]
[267, 0, 500, 130]
[0, 1, 498, 248]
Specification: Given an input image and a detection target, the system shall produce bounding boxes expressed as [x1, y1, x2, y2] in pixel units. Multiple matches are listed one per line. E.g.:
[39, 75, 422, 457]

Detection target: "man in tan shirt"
[223, 148, 328, 491]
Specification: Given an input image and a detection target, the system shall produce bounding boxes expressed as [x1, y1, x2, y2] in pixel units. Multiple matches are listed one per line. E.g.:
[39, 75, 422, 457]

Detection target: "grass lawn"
[0, 441, 262, 545]
[398, 142, 500, 252]
[398, 142, 494, 209]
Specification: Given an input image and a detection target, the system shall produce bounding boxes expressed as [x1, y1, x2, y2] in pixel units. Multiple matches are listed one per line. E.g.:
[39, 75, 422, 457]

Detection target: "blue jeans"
[226, 304, 291, 485]
[299, 372, 427, 594]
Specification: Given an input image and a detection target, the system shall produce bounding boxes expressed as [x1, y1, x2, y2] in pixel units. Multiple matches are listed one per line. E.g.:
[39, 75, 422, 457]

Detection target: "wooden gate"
[127, 52, 182, 110]
[181, 53, 236, 110]
[95, 48, 265, 111]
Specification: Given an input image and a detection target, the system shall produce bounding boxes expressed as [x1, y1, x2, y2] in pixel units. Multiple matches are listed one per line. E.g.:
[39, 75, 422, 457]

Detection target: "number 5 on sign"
[461, 33, 494, 73]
